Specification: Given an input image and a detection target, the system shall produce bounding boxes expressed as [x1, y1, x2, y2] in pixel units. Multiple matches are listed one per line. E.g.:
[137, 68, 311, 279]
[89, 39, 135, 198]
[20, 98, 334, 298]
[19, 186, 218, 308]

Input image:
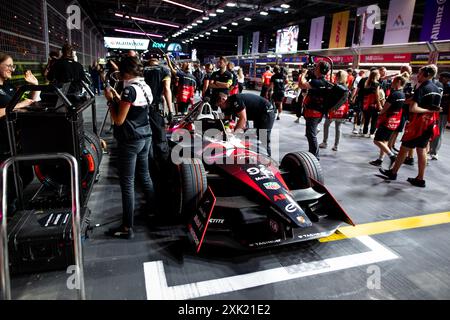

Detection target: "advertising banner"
[354, 5, 376, 46]
[329, 11, 350, 48]
[360, 53, 412, 63]
[383, 0, 416, 45]
[420, 0, 450, 41]
[276, 25, 299, 53]
[308, 16, 325, 50]
[237, 36, 243, 56]
[252, 31, 260, 55]
[104, 37, 150, 50]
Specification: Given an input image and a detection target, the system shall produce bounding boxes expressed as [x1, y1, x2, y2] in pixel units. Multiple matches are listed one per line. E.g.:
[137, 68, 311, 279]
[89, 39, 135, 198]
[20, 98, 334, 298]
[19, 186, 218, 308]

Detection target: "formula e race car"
[164, 100, 354, 252]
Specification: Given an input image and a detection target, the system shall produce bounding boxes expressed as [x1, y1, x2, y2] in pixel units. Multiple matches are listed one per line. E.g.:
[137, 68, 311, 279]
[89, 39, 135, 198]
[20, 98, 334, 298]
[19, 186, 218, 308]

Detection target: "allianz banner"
[383, 0, 416, 45]
[309, 16, 325, 50]
[329, 11, 350, 48]
[420, 0, 450, 41]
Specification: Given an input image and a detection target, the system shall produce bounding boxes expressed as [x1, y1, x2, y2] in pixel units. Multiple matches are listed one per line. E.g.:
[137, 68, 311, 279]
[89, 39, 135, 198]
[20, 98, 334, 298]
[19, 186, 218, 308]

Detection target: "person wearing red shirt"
[260, 66, 273, 99]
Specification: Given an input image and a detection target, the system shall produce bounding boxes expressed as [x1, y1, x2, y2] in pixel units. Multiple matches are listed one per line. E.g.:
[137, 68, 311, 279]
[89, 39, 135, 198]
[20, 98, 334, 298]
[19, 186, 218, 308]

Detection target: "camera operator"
[104, 56, 154, 239]
[298, 60, 331, 160]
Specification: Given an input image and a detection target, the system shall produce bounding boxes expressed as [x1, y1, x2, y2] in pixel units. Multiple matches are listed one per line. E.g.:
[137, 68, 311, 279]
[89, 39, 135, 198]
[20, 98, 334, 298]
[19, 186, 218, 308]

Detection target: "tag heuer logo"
[263, 182, 281, 190]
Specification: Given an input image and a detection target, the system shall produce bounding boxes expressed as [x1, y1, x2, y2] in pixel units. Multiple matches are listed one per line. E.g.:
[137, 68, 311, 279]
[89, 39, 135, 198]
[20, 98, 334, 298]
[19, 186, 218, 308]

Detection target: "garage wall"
[0, 0, 105, 85]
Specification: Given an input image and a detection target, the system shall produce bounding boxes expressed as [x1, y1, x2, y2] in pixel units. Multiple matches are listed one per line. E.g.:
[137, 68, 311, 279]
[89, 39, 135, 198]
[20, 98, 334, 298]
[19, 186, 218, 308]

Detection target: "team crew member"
[216, 92, 276, 156]
[166, 58, 196, 114]
[143, 53, 173, 164]
[429, 72, 450, 160]
[360, 69, 382, 138]
[298, 61, 331, 159]
[379, 66, 442, 188]
[201, 63, 214, 99]
[105, 56, 154, 239]
[351, 69, 367, 134]
[0, 53, 38, 211]
[319, 70, 350, 152]
[210, 56, 233, 108]
[47, 43, 89, 97]
[369, 76, 407, 167]
[237, 68, 245, 93]
[270, 65, 288, 120]
[227, 62, 239, 96]
[260, 66, 273, 99]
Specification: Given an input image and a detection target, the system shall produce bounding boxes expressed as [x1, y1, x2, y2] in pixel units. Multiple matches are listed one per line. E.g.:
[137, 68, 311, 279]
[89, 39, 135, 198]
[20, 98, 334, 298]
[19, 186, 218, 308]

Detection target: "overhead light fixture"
[284, 10, 289, 14]
[187, 25, 193, 29]
[260, 11, 268, 16]
[244, 17, 252, 21]
[192, 23, 198, 26]
[209, 12, 217, 17]
[115, 13, 180, 28]
[196, 20, 203, 23]
[205, 32, 211, 35]
[114, 28, 163, 38]
[216, 9, 224, 13]
[226, 2, 237, 7]
[162, 0, 203, 13]
[199, 34, 205, 37]
[231, 22, 238, 26]
[280, 4, 290, 9]
[164, 38, 169, 42]
[202, 16, 209, 20]
[212, 29, 218, 32]
[221, 26, 227, 29]
[194, 36, 199, 39]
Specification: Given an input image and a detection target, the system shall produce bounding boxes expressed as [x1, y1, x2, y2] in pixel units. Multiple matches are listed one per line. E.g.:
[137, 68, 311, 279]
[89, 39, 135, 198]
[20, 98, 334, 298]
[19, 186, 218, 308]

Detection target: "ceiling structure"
[79, 0, 426, 58]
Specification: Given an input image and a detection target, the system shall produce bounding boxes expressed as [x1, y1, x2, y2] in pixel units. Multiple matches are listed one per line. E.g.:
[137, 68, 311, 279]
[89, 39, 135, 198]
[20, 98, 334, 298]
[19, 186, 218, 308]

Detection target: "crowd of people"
[1, 44, 449, 239]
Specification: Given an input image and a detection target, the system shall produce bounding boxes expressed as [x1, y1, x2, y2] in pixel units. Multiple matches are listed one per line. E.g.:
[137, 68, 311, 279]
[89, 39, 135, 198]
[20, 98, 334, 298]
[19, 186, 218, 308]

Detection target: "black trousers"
[363, 108, 379, 135]
[305, 117, 323, 159]
[255, 110, 276, 156]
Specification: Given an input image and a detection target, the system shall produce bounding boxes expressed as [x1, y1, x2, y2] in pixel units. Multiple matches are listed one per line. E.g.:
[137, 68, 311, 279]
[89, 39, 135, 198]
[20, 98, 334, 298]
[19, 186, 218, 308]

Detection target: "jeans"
[429, 113, 448, 155]
[322, 118, 343, 147]
[305, 117, 323, 159]
[118, 137, 154, 228]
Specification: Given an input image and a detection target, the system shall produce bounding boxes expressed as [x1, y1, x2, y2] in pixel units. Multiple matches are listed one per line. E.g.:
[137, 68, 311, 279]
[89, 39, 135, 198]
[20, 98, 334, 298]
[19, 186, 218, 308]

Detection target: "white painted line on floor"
[143, 236, 398, 300]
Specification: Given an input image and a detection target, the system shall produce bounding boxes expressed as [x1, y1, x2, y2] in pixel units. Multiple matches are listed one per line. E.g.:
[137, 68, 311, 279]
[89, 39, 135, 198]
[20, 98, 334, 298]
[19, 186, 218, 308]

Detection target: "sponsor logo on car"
[273, 194, 287, 201]
[209, 218, 225, 224]
[248, 239, 282, 247]
[263, 182, 281, 190]
[297, 232, 330, 240]
[285, 203, 299, 213]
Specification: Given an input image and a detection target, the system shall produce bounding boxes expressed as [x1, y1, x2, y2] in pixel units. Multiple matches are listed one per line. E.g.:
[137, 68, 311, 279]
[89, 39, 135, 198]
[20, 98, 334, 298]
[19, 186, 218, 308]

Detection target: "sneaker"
[105, 225, 134, 239]
[393, 146, 400, 153]
[319, 142, 327, 149]
[389, 155, 397, 169]
[407, 177, 426, 188]
[379, 168, 397, 180]
[332, 146, 338, 151]
[352, 129, 358, 134]
[404, 157, 414, 166]
[276, 116, 281, 120]
[294, 118, 300, 123]
[370, 159, 383, 167]
[370, 134, 375, 139]
[317, 128, 321, 133]
[364, 133, 371, 138]
[430, 154, 438, 160]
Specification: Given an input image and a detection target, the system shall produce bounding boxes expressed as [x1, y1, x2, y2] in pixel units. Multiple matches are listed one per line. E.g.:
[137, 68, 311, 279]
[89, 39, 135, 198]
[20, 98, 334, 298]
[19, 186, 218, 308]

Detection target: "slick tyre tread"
[280, 151, 324, 189]
[179, 158, 207, 216]
[84, 130, 103, 164]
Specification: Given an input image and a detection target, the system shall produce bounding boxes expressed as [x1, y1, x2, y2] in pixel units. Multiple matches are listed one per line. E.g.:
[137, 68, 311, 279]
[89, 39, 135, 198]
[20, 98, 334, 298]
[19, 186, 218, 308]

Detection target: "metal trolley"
[0, 153, 85, 300]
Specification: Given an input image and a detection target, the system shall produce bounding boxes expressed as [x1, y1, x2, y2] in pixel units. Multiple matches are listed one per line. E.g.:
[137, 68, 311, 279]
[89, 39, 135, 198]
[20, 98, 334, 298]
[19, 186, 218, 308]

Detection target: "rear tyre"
[280, 151, 324, 189]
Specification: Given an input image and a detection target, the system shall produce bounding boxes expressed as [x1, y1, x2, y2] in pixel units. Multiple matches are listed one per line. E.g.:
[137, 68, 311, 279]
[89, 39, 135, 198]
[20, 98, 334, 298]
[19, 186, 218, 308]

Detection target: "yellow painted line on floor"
[320, 211, 450, 242]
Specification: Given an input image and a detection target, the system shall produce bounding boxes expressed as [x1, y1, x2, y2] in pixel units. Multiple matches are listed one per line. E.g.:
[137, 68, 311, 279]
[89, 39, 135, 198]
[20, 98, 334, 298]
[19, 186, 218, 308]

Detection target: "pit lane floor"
[9, 93, 450, 300]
